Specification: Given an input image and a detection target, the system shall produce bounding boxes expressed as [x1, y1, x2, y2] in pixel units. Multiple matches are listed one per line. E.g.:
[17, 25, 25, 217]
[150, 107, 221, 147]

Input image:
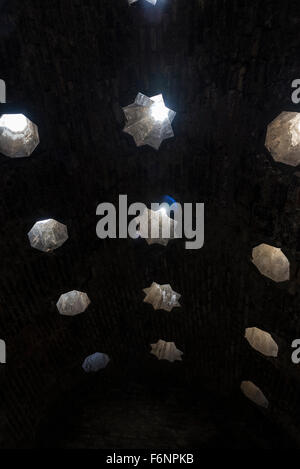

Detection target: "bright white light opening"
[0, 114, 28, 133]
[151, 101, 169, 122]
[39, 219, 52, 224]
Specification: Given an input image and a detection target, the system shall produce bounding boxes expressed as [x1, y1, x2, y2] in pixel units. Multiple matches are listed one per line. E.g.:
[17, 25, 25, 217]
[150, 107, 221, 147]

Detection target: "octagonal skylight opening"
[0, 113, 39, 158]
[251, 243, 290, 283]
[245, 327, 278, 358]
[265, 112, 300, 167]
[28, 219, 68, 253]
[240, 381, 269, 408]
[82, 352, 110, 373]
[57, 290, 91, 316]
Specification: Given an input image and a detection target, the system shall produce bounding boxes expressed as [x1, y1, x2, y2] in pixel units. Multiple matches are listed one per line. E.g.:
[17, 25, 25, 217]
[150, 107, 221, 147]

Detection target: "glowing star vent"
[122, 93, 176, 150]
[128, 0, 157, 5]
[143, 282, 181, 312]
[82, 352, 110, 373]
[56, 290, 91, 316]
[0, 113, 39, 158]
[251, 243, 289, 283]
[134, 207, 177, 246]
[240, 381, 269, 408]
[28, 219, 68, 253]
[150, 340, 183, 362]
[245, 327, 278, 358]
[265, 112, 300, 167]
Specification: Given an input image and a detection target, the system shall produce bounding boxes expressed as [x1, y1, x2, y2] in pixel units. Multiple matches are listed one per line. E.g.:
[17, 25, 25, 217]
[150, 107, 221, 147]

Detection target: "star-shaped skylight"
[143, 282, 181, 312]
[122, 93, 176, 150]
[150, 340, 183, 362]
[134, 207, 177, 246]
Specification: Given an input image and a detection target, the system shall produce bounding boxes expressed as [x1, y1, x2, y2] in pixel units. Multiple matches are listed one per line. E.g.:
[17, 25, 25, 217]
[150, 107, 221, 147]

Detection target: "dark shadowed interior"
[1, 0, 300, 449]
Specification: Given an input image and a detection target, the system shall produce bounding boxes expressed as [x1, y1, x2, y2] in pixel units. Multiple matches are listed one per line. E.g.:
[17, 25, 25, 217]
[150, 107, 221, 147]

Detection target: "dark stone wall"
[36, 375, 295, 449]
[0, 0, 300, 448]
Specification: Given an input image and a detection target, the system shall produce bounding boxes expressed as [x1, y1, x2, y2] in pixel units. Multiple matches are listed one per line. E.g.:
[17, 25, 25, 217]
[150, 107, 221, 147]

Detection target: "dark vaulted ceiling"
[1, 0, 300, 449]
